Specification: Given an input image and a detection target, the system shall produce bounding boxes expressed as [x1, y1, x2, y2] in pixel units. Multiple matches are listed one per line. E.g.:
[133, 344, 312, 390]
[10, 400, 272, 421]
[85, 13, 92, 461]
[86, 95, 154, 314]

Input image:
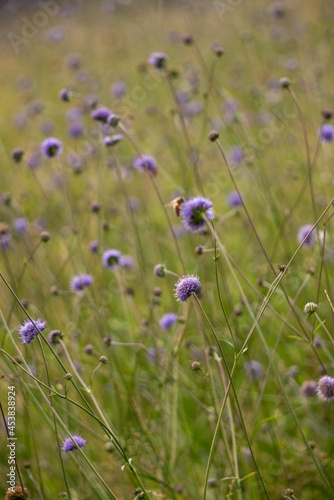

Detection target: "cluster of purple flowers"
[148, 52, 168, 70]
[180, 196, 214, 232]
[297, 224, 315, 247]
[18, 319, 46, 344]
[174, 275, 201, 302]
[61, 435, 86, 453]
[159, 313, 178, 330]
[133, 155, 158, 175]
[319, 124, 334, 143]
[41, 137, 63, 158]
[70, 274, 94, 292]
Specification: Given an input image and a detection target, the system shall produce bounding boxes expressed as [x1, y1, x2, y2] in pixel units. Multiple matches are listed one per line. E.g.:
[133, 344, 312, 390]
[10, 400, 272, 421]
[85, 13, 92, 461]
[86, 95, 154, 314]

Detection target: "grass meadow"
[0, 1, 334, 498]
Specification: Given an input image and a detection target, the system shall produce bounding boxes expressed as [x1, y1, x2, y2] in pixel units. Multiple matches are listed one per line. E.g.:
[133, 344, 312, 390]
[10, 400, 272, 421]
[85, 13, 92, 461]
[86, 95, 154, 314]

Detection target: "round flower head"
[91, 107, 112, 123]
[148, 52, 168, 70]
[133, 155, 157, 175]
[102, 249, 121, 269]
[227, 191, 243, 208]
[19, 319, 46, 344]
[61, 435, 86, 453]
[89, 240, 100, 253]
[297, 224, 315, 247]
[243, 361, 263, 381]
[181, 196, 214, 232]
[229, 146, 244, 165]
[70, 274, 94, 292]
[319, 124, 334, 143]
[104, 134, 123, 147]
[160, 313, 178, 330]
[13, 217, 28, 235]
[317, 375, 334, 401]
[41, 137, 63, 159]
[174, 275, 201, 302]
[119, 255, 135, 269]
[301, 380, 317, 398]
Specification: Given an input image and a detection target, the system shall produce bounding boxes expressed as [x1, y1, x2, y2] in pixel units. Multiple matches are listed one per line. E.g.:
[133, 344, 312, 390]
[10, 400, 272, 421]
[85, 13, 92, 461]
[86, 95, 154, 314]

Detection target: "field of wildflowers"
[0, 1, 334, 499]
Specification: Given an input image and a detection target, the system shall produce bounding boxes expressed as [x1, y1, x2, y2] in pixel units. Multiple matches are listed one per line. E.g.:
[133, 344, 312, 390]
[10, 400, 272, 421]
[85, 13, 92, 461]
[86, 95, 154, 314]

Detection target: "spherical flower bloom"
[70, 274, 94, 292]
[133, 155, 157, 175]
[317, 375, 334, 401]
[41, 137, 63, 159]
[301, 380, 317, 398]
[119, 255, 135, 269]
[104, 134, 123, 147]
[111, 80, 126, 99]
[181, 196, 214, 232]
[297, 224, 315, 247]
[68, 121, 84, 138]
[48, 329, 63, 345]
[59, 88, 70, 102]
[227, 191, 243, 208]
[11, 148, 24, 163]
[0, 234, 10, 250]
[319, 124, 334, 143]
[148, 52, 168, 70]
[154, 264, 165, 277]
[229, 146, 244, 165]
[61, 435, 86, 453]
[174, 275, 201, 302]
[243, 361, 263, 381]
[160, 313, 178, 330]
[19, 319, 46, 344]
[91, 107, 112, 123]
[102, 249, 121, 269]
[13, 217, 28, 235]
[89, 240, 100, 253]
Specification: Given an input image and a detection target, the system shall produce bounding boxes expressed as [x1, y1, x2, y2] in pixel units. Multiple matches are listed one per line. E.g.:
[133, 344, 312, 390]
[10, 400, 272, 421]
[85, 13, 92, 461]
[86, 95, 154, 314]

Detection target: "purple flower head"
[70, 274, 94, 292]
[148, 52, 168, 70]
[297, 224, 315, 247]
[229, 146, 244, 165]
[27, 153, 41, 170]
[243, 361, 263, 381]
[227, 191, 243, 208]
[317, 375, 334, 401]
[104, 134, 123, 147]
[14, 218, 28, 235]
[68, 121, 84, 138]
[160, 313, 178, 330]
[91, 107, 112, 123]
[89, 240, 100, 253]
[61, 435, 86, 453]
[174, 275, 201, 302]
[119, 255, 135, 269]
[0, 234, 10, 251]
[319, 124, 334, 143]
[133, 155, 158, 175]
[111, 81, 127, 99]
[301, 380, 317, 398]
[102, 249, 122, 269]
[19, 319, 46, 344]
[224, 99, 238, 124]
[11, 148, 24, 163]
[181, 196, 214, 232]
[41, 137, 63, 159]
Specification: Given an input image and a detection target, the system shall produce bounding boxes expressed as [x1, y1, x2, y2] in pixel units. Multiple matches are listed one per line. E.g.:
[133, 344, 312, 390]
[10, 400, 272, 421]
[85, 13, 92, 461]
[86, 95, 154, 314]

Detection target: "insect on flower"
[165, 196, 185, 216]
